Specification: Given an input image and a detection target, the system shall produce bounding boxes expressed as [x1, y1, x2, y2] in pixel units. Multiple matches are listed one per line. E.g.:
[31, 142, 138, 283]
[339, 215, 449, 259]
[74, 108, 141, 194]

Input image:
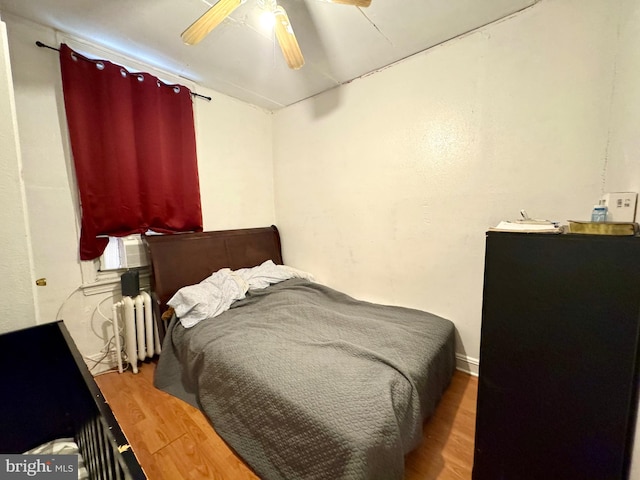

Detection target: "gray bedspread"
[154, 278, 455, 480]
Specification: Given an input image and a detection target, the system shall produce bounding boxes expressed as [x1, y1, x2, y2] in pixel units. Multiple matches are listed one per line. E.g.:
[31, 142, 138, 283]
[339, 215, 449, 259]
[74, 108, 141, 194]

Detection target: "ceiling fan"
[181, 0, 372, 70]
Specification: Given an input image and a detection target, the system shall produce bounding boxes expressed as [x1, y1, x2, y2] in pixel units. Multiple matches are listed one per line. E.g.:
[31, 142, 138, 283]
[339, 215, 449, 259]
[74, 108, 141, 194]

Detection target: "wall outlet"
[602, 192, 638, 222]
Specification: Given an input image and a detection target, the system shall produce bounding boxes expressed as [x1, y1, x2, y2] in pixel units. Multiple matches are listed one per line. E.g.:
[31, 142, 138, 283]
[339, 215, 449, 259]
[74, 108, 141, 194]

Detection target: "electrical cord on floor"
[54, 287, 131, 375]
[92, 364, 130, 376]
[84, 332, 130, 375]
[88, 294, 126, 373]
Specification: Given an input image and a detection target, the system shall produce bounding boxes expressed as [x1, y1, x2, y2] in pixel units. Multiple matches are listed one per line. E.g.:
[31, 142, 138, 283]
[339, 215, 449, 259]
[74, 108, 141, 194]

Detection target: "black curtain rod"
[36, 41, 212, 102]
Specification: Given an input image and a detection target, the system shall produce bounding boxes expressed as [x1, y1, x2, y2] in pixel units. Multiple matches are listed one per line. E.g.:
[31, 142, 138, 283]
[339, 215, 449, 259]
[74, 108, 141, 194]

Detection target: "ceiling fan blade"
[327, 0, 372, 7]
[181, 0, 243, 45]
[274, 6, 305, 70]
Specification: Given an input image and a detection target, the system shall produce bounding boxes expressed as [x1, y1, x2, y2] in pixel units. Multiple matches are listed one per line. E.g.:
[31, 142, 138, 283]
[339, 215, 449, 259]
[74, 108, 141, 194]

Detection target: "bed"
[146, 225, 455, 480]
[0, 321, 146, 479]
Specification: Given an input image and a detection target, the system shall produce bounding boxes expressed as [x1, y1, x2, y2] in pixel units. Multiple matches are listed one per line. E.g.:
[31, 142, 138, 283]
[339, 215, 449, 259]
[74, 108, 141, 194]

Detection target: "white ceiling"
[0, 0, 538, 110]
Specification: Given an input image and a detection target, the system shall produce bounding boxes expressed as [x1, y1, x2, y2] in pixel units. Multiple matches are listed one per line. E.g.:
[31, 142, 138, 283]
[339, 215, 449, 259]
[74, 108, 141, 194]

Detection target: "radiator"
[112, 291, 161, 374]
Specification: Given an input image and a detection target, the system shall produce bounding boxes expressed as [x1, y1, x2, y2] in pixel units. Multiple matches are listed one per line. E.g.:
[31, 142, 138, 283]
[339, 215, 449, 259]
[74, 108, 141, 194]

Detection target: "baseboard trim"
[456, 353, 479, 377]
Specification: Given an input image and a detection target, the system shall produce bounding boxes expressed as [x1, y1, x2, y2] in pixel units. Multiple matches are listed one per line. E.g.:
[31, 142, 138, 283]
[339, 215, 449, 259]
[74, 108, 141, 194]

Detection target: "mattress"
[155, 278, 455, 480]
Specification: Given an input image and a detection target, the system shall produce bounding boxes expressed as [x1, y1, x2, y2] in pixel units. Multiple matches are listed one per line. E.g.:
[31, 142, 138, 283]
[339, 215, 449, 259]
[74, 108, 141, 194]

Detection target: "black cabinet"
[473, 232, 640, 480]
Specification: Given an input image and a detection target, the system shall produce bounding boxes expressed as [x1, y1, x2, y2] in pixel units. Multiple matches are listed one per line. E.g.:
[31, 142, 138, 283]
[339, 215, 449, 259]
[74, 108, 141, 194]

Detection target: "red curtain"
[59, 44, 203, 260]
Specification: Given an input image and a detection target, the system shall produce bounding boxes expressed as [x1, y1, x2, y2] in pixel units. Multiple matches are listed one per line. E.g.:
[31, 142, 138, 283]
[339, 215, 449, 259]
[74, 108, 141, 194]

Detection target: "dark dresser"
[473, 232, 640, 480]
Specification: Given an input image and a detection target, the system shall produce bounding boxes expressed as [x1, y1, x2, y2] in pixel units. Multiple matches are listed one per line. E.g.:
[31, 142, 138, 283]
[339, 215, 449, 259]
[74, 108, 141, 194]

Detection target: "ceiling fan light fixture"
[259, 10, 276, 30]
[257, 0, 277, 30]
[182, 0, 367, 70]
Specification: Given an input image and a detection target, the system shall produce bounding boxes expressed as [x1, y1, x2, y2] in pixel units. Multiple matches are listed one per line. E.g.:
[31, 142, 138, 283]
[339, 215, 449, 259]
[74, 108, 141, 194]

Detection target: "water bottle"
[591, 204, 608, 222]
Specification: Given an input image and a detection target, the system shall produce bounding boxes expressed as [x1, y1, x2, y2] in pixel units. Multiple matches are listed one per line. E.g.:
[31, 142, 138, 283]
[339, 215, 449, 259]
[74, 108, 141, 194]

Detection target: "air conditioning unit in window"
[100, 235, 149, 271]
[119, 236, 149, 268]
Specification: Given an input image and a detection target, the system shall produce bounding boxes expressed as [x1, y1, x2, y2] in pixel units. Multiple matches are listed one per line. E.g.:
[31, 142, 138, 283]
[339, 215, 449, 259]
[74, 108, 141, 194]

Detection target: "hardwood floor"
[95, 360, 478, 480]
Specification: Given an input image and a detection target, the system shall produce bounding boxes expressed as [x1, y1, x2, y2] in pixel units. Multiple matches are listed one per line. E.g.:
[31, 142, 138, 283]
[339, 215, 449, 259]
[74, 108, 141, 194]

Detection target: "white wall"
[0, 14, 37, 333]
[195, 86, 275, 231]
[272, 0, 619, 369]
[2, 14, 275, 365]
[606, 0, 640, 198]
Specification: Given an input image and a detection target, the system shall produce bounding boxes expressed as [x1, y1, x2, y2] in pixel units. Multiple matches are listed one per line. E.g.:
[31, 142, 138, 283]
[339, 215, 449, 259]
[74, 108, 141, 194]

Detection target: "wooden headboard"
[144, 225, 283, 327]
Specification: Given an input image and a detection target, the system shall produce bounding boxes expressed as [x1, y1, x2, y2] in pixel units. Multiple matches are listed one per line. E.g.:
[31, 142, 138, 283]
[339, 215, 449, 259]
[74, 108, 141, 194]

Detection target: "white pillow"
[167, 269, 247, 328]
[237, 260, 315, 290]
[168, 261, 315, 328]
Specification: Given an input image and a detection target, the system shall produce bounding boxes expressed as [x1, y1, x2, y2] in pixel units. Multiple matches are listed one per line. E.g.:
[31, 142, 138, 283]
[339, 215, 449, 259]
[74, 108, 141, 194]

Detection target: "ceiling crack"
[357, 6, 392, 46]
